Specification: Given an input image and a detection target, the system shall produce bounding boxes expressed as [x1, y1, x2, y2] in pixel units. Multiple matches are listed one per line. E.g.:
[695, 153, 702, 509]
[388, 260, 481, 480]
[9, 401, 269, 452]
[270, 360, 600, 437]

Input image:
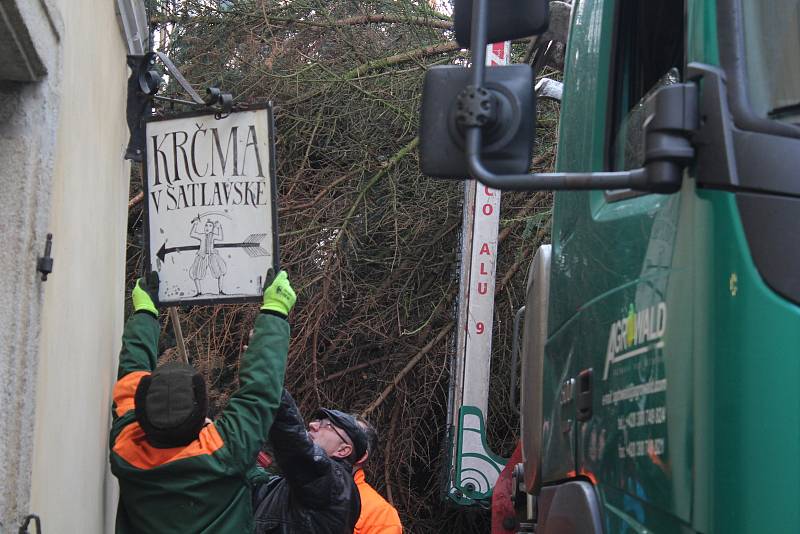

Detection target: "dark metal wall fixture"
[18, 514, 42, 534]
[124, 51, 234, 162]
[37, 234, 53, 282]
[124, 53, 160, 161]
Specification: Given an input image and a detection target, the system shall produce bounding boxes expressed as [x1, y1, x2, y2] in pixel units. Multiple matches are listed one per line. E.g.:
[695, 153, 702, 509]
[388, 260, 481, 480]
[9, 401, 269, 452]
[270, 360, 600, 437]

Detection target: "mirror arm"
[465, 129, 648, 191]
[463, 0, 694, 193]
[465, 0, 649, 192]
[468, 0, 490, 87]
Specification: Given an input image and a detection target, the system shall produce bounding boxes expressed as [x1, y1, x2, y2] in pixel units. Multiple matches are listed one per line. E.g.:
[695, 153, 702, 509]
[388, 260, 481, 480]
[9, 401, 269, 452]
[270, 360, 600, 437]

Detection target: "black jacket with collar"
[252, 389, 361, 534]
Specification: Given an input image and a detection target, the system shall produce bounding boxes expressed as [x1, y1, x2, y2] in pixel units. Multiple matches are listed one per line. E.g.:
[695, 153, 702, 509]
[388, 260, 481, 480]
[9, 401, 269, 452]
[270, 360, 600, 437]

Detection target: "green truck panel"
[541, 0, 800, 532]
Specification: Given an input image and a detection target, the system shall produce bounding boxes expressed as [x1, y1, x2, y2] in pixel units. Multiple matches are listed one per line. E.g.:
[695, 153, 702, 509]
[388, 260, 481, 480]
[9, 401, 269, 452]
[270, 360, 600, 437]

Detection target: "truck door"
[548, 0, 695, 531]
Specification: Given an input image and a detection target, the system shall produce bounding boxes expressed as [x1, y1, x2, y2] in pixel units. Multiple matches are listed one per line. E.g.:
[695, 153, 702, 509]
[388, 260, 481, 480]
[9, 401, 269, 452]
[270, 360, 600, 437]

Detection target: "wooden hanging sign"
[144, 104, 278, 306]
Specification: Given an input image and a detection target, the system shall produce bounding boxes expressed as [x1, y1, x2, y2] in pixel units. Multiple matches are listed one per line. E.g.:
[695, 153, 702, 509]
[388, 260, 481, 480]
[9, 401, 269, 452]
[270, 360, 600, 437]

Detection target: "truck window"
[742, 1, 800, 124]
[607, 0, 685, 172]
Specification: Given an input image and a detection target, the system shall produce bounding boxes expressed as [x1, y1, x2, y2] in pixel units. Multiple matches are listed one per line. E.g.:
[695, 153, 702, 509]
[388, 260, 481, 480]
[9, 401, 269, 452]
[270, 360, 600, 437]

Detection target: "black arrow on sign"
[157, 233, 269, 262]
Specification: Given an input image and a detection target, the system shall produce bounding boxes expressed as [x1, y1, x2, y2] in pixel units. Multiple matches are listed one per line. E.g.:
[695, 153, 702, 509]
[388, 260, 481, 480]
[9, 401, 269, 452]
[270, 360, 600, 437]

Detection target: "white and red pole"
[448, 40, 510, 504]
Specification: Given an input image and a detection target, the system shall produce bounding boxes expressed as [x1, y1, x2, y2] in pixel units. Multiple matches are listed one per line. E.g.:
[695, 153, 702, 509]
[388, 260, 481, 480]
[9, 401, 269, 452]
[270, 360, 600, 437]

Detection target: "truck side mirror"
[419, 65, 535, 178]
[418, 64, 697, 192]
[454, 0, 550, 48]
[420, 0, 698, 193]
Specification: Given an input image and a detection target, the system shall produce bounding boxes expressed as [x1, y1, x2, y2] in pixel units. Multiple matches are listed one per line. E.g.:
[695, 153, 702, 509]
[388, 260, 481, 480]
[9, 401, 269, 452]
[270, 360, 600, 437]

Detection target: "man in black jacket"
[252, 389, 368, 534]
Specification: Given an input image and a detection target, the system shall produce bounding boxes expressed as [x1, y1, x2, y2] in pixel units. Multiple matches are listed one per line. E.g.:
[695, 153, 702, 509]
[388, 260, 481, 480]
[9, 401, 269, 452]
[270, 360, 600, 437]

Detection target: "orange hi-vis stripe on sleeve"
[113, 371, 150, 417]
[113, 422, 225, 470]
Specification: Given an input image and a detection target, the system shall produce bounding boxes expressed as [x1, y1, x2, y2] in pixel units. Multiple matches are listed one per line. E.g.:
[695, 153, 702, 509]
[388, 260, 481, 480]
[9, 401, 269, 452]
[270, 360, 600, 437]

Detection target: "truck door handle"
[576, 368, 593, 422]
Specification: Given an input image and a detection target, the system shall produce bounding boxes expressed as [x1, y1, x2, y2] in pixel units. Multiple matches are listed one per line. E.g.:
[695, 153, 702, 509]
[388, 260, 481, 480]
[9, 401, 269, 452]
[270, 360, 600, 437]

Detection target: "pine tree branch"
[334, 14, 452, 30]
[333, 136, 420, 250]
[345, 42, 460, 79]
[284, 42, 460, 107]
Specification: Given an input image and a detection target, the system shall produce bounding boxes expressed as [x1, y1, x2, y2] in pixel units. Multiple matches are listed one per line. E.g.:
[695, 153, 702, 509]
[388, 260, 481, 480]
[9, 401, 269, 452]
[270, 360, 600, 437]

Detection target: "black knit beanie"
[134, 362, 208, 448]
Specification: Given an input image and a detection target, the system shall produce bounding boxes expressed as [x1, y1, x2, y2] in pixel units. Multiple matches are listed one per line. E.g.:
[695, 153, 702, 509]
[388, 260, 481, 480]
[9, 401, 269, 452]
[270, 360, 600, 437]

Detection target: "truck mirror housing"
[419, 64, 535, 178]
[419, 66, 697, 192]
[420, 0, 698, 192]
[454, 0, 550, 48]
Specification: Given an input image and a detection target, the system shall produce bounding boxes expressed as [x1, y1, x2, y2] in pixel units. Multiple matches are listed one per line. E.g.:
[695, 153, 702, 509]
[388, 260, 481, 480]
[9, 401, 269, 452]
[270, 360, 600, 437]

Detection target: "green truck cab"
[420, 0, 800, 532]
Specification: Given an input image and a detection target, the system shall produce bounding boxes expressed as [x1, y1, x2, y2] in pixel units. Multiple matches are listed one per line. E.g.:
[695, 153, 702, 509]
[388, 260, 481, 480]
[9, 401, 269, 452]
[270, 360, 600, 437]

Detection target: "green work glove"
[132, 271, 159, 317]
[261, 270, 296, 317]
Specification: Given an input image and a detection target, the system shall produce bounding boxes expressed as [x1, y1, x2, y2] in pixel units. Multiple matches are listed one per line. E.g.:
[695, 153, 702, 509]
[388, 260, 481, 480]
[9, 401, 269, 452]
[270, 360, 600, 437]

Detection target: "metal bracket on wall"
[124, 53, 160, 160]
[18, 514, 42, 534]
[37, 233, 54, 281]
[124, 51, 234, 161]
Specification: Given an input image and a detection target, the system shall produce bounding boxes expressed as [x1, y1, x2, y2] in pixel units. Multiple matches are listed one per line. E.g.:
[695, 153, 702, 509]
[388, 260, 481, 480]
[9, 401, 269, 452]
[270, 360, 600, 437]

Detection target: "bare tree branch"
[361, 322, 453, 418]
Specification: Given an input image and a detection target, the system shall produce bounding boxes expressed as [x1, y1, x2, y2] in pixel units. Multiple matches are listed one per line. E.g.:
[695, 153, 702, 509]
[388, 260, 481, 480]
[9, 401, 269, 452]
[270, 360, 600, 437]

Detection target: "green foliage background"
[126, 1, 560, 531]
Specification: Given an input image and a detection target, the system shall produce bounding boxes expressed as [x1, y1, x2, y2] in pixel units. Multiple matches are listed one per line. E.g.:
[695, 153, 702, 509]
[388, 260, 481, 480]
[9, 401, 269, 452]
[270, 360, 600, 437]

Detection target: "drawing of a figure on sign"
[189, 216, 228, 296]
[145, 105, 278, 306]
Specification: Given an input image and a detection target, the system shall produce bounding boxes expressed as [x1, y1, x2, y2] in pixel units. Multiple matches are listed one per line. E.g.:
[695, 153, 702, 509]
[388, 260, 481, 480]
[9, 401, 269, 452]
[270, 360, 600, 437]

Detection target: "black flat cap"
[311, 408, 368, 462]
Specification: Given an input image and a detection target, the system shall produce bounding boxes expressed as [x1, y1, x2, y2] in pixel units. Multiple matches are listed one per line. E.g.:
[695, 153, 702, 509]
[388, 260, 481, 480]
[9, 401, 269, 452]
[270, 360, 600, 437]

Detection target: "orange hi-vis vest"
[354, 469, 403, 534]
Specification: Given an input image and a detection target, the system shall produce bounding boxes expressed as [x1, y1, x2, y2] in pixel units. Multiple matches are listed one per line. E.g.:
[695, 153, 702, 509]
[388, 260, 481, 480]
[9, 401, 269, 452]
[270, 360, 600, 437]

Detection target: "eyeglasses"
[310, 418, 352, 446]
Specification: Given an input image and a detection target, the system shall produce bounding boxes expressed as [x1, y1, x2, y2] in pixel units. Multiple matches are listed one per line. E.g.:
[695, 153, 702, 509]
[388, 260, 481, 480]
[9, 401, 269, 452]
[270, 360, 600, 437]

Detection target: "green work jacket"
[109, 311, 289, 533]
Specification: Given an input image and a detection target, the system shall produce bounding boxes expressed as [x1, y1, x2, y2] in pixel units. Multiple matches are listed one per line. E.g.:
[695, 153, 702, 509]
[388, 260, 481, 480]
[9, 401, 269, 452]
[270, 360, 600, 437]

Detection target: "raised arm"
[213, 270, 296, 472]
[268, 389, 335, 502]
[189, 218, 203, 240]
[112, 273, 161, 421]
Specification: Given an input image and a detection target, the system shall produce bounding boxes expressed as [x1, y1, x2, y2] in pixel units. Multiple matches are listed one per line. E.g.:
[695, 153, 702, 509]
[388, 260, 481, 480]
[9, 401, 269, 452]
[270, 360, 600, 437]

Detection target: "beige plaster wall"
[30, 0, 131, 531]
[0, 1, 62, 529]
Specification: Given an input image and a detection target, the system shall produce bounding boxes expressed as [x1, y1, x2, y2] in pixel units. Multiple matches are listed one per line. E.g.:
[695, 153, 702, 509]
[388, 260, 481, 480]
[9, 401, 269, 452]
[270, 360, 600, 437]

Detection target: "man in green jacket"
[109, 270, 296, 533]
